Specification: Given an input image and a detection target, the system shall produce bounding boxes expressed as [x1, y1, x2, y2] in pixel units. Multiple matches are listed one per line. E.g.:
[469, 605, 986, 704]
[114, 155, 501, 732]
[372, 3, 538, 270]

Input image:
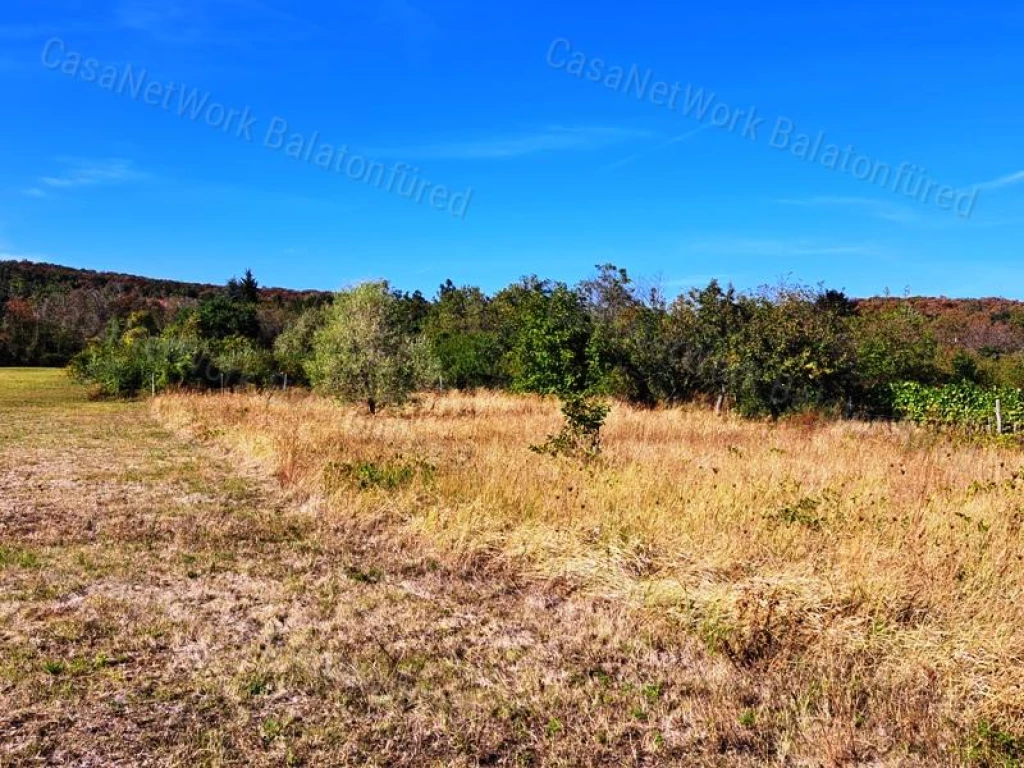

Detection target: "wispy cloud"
[683, 235, 889, 260]
[372, 125, 654, 160]
[776, 195, 924, 225]
[0, 23, 63, 40]
[602, 123, 712, 172]
[113, 0, 329, 46]
[114, 0, 242, 45]
[372, 0, 437, 52]
[30, 158, 148, 195]
[970, 170, 1024, 192]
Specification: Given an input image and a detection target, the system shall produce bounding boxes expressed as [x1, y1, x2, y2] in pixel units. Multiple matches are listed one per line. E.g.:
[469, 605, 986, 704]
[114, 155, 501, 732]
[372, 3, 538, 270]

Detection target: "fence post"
[996, 398, 1003, 435]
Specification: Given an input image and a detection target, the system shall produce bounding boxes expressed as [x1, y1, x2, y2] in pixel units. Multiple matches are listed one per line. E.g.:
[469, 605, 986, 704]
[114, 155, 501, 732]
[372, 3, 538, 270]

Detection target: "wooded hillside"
[0, 260, 328, 366]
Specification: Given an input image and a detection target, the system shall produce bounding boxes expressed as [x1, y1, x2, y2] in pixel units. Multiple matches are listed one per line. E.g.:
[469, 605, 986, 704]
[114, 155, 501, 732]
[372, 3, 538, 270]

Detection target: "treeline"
[64, 263, 1024, 420]
[0, 260, 328, 366]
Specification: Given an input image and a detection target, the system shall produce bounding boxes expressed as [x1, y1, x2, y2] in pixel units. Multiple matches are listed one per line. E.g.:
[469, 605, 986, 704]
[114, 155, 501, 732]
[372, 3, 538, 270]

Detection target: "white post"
[996, 398, 1003, 435]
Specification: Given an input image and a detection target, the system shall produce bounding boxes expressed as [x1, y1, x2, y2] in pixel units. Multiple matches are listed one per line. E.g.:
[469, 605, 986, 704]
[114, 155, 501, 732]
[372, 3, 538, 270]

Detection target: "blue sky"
[2, 0, 1023, 298]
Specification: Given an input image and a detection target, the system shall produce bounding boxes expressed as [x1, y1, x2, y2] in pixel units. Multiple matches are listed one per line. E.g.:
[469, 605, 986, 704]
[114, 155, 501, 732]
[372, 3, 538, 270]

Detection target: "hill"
[0, 260, 329, 366]
[856, 296, 1024, 356]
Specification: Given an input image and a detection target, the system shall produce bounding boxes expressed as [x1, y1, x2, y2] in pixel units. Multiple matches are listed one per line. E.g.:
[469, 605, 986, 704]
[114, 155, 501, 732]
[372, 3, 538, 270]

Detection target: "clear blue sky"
[2, 1, 1022, 298]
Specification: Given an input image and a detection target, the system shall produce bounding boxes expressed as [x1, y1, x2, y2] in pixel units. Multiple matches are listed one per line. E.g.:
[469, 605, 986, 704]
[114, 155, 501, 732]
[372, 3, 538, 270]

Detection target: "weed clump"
[323, 456, 435, 493]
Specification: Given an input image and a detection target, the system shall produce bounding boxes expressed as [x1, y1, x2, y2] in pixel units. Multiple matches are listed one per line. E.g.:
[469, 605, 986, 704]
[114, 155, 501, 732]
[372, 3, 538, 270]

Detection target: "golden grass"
[6, 371, 779, 766]
[152, 388, 1024, 764]
[6, 369, 1023, 764]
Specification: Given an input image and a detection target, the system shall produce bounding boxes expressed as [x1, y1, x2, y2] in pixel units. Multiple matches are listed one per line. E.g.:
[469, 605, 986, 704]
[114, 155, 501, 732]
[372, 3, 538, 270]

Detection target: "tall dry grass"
[153, 388, 1024, 762]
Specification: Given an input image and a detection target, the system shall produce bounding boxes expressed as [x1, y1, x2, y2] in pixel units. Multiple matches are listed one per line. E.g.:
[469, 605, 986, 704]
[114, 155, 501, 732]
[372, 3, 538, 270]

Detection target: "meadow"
[2, 369, 1024, 765]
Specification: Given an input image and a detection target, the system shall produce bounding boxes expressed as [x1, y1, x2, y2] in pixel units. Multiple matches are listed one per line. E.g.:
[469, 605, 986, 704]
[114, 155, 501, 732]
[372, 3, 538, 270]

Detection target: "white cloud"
[970, 170, 1024, 192]
[0, 23, 63, 40]
[602, 124, 712, 171]
[683, 235, 888, 259]
[372, 125, 655, 160]
[32, 158, 148, 194]
[113, 0, 328, 46]
[776, 195, 925, 225]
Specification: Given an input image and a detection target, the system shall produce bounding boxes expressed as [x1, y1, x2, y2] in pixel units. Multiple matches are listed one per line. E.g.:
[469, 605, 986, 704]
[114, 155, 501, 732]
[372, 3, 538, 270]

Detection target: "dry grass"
[3, 369, 1023, 765]
[151, 387, 1024, 765]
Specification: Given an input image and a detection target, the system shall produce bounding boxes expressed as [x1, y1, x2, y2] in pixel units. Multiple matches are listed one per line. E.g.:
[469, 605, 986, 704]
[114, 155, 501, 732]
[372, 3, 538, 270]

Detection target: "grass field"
[2, 369, 1024, 766]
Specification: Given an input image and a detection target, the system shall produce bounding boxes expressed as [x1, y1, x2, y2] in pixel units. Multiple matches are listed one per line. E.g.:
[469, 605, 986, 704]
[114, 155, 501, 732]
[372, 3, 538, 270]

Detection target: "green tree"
[664, 280, 745, 407]
[69, 318, 204, 396]
[423, 281, 502, 389]
[307, 282, 433, 413]
[725, 286, 856, 418]
[950, 350, 984, 384]
[194, 295, 260, 341]
[227, 269, 260, 304]
[273, 305, 328, 385]
[496, 279, 595, 395]
[579, 264, 671, 405]
[209, 335, 275, 389]
[853, 303, 939, 412]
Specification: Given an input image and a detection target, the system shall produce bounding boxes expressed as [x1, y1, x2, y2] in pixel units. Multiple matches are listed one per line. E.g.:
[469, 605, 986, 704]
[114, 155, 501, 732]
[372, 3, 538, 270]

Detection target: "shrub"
[209, 336, 276, 389]
[69, 321, 205, 396]
[853, 304, 939, 413]
[531, 394, 610, 461]
[323, 457, 434, 492]
[273, 305, 327, 386]
[498, 280, 595, 396]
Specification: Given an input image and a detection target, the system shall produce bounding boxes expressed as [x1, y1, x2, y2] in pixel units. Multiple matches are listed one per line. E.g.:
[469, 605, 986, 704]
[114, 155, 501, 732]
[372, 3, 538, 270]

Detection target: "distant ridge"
[856, 296, 1024, 355]
[0, 259, 330, 366]
[0, 259, 329, 302]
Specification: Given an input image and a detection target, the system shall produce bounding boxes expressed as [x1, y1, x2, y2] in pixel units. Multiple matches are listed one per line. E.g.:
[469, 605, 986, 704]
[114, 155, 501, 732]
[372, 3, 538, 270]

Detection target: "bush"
[852, 304, 939, 413]
[726, 287, 856, 418]
[210, 336, 276, 389]
[531, 394, 610, 461]
[69, 323, 204, 397]
[273, 306, 327, 386]
[497, 280, 595, 396]
[423, 282, 503, 389]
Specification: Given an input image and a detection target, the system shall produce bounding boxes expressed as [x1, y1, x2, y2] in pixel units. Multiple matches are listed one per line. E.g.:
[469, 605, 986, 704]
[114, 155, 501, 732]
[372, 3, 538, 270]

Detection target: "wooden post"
[283, 373, 288, 392]
[996, 398, 1003, 435]
[151, 372, 156, 397]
